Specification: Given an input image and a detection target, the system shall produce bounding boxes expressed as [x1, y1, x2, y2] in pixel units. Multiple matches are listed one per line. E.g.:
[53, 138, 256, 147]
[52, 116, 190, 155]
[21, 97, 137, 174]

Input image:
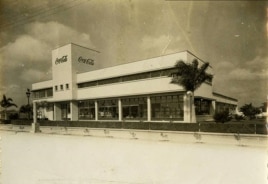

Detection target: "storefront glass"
[151, 94, 184, 120]
[98, 99, 118, 120]
[122, 97, 147, 120]
[194, 99, 211, 115]
[78, 100, 95, 120]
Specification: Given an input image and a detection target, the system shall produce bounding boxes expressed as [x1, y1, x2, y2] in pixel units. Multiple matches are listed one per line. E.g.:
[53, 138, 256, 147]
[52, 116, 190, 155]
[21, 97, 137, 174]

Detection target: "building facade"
[32, 43, 237, 122]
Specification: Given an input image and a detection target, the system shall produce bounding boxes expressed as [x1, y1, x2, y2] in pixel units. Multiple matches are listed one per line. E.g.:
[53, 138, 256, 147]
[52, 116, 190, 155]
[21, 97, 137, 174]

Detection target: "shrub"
[234, 114, 244, 121]
[9, 113, 19, 120]
[213, 111, 232, 123]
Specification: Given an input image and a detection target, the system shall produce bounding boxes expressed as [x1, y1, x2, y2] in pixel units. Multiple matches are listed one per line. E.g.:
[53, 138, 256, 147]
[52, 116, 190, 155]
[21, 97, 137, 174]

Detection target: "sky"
[0, 0, 267, 108]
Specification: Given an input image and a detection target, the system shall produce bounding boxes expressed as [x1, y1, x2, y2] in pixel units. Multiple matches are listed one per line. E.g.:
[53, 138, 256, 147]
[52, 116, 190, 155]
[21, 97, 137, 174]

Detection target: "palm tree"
[170, 59, 213, 122]
[0, 95, 18, 120]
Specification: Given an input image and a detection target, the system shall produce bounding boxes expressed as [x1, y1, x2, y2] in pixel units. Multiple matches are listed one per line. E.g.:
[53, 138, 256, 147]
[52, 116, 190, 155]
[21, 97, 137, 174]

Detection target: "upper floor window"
[33, 88, 53, 99]
[55, 86, 58, 91]
[60, 85, 63, 90]
[66, 83, 69, 90]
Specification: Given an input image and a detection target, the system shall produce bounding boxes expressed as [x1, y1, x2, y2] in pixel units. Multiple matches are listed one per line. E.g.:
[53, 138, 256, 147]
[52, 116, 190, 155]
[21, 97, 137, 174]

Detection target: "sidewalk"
[0, 124, 267, 147]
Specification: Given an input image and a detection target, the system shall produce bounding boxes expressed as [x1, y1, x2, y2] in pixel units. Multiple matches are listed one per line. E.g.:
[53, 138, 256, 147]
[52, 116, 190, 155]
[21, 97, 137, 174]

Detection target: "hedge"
[9, 120, 267, 135]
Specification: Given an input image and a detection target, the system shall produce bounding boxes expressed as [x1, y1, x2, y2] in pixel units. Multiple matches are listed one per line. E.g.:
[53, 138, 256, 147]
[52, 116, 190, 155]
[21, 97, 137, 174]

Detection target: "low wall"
[1, 124, 267, 147]
[10, 120, 268, 135]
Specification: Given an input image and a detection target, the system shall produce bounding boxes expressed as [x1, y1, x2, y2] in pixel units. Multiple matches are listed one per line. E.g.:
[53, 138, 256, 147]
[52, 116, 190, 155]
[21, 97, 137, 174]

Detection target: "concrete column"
[31, 101, 41, 133]
[95, 101, 98, 121]
[70, 101, 78, 121]
[266, 95, 268, 123]
[118, 98, 122, 121]
[147, 96, 151, 121]
[191, 95, 196, 123]
[183, 92, 196, 123]
[33, 101, 37, 123]
[183, 94, 190, 122]
[211, 100, 216, 115]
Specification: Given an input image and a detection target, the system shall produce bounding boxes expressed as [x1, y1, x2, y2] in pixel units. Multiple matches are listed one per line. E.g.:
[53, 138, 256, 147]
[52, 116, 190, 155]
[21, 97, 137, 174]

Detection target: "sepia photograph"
[0, 0, 267, 183]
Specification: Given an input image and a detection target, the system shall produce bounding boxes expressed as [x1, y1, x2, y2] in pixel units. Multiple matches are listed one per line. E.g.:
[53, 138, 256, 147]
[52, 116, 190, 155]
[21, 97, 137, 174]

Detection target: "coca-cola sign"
[55, 55, 68, 64]
[78, 56, 94, 65]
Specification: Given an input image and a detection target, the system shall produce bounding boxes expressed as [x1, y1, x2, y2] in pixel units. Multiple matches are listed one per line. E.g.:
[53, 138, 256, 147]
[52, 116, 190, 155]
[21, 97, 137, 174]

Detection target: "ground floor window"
[194, 98, 211, 115]
[78, 100, 95, 120]
[216, 102, 236, 113]
[151, 94, 184, 120]
[98, 99, 118, 120]
[122, 97, 147, 120]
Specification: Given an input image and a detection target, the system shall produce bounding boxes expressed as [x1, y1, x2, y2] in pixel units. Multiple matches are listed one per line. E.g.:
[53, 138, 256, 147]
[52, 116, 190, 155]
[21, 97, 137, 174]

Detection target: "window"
[98, 77, 121, 85]
[66, 84, 69, 90]
[78, 81, 97, 88]
[47, 88, 53, 97]
[78, 100, 95, 120]
[151, 94, 184, 120]
[55, 86, 58, 91]
[39, 90, 45, 98]
[194, 99, 210, 115]
[150, 70, 162, 78]
[33, 88, 53, 99]
[122, 72, 150, 82]
[122, 97, 147, 120]
[98, 99, 118, 120]
[60, 85, 63, 90]
[77, 68, 177, 89]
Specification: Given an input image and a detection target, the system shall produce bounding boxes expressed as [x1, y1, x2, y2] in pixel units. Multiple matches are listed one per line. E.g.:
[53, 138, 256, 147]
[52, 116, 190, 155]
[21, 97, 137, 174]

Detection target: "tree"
[36, 101, 48, 119]
[240, 103, 260, 120]
[259, 102, 267, 112]
[0, 95, 18, 120]
[19, 104, 33, 119]
[170, 59, 213, 122]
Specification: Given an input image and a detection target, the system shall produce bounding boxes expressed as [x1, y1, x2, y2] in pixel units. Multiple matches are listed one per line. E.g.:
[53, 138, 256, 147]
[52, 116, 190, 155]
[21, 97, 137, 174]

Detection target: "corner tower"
[52, 43, 99, 120]
[52, 43, 99, 101]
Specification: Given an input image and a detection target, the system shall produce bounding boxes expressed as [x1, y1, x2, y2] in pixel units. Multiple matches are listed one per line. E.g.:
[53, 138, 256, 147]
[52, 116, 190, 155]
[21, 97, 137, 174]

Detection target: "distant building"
[32, 43, 237, 122]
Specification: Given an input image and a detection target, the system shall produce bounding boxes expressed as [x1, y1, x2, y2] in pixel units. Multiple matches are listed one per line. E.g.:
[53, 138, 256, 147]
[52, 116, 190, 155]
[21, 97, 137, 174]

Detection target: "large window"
[98, 77, 121, 85]
[47, 88, 53, 97]
[33, 88, 53, 99]
[194, 99, 211, 115]
[216, 102, 236, 113]
[151, 94, 184, 120]
[78, 100, 95, 120]
[77, 68, 178, 89]
[122, 73, 150, 82]
[98, 99, 118, 120]
[122, 97, 147, 120]
[78, 81, 97, 88]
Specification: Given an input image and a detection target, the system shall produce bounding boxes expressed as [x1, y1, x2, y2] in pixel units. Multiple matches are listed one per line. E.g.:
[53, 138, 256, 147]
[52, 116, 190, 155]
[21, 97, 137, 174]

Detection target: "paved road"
[0, 130, 267, 184]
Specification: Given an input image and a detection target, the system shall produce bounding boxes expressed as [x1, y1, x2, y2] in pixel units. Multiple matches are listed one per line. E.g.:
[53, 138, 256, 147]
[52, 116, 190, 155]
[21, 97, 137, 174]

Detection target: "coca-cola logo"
[55, 55, 68, 64]
[78, 56, 94, 65]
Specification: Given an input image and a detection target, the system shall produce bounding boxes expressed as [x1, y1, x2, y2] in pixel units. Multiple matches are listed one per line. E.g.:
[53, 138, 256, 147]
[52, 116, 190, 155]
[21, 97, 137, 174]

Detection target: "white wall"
[32, 80, 52, 90]
[77, 77, 185, 100]
[77, 51, 188, 83]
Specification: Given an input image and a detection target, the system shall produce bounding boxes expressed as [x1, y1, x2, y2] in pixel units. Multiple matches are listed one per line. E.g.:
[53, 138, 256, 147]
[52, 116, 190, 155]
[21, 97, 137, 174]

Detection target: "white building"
[32, 43, 237, 123]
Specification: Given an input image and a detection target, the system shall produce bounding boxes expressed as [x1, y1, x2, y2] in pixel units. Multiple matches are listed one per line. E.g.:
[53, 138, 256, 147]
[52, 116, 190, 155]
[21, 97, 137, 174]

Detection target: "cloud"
[1, 35, 50, 68]
[214, 56, 268, 81]
[25, 21, 93, 48]
[0, 21, 95, 69]
[141, 34, 180, 52]
[20, 68, 48, 82]
[0, 21, 95, 107]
